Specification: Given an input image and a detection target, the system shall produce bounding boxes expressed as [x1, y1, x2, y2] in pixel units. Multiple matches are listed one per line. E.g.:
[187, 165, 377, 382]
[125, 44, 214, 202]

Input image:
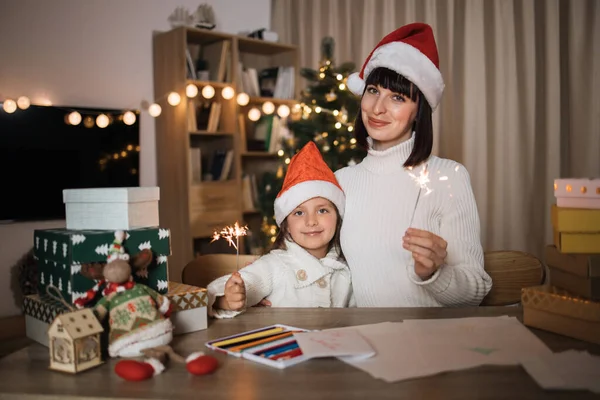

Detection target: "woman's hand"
[402, 228, 448, 280]
[216, 272, 246, 311]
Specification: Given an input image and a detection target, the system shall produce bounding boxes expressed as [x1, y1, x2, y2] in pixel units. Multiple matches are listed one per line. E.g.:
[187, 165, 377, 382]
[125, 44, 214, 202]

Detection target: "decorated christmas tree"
[256, 37, 366, 248]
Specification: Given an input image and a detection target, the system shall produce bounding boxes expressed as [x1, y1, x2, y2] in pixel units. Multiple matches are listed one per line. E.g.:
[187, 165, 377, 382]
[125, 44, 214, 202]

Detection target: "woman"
[336, 22, 492, 307]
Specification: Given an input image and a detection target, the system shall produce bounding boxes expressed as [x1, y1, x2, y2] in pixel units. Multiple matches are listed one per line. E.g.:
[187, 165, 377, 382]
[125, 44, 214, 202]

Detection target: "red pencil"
[270, 347, 303, 361]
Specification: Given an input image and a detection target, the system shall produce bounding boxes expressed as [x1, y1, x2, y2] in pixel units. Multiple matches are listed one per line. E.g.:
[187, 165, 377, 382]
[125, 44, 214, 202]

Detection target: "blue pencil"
[258, 341, 299, 358]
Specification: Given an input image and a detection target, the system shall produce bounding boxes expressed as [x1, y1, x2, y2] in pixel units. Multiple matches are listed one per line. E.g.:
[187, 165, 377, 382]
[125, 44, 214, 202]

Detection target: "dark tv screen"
[0, 104, 140, 222]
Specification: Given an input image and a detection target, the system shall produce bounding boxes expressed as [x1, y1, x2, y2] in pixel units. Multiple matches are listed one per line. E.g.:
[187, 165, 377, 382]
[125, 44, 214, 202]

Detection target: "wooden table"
[0, 307, 599, 399]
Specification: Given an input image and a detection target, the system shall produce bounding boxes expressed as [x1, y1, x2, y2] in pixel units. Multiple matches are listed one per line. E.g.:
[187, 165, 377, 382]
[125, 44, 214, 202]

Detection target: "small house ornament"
[47, 297, 104, 374]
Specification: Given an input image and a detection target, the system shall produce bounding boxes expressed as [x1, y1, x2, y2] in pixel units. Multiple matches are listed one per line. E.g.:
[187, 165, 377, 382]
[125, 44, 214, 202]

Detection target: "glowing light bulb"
[17, 96, 30, 110]
[339, 83, 346, 90]
[96, 114, 109, 128]
[277, 104, 290, 118]
[336, 74, 343, 80]
[221, 86, 235, 100]
[262, 101, 275, 115]
[123, 111, 136, 125]
[167, 92, 181, 106]
[68, 111, 82, 125]
[148, 103, 162, 117]
[186, 84, 198, 98]
[248, 107, 261, 121]
[237, 93, 250, 106]
[2, 99, 17, 113]
[202, 85, 215, 99]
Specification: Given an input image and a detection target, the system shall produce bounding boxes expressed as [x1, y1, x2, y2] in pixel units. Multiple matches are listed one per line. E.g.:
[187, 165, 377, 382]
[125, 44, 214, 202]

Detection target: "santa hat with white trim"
[347, 22, 445, 110]
[274, 142, 345, 226]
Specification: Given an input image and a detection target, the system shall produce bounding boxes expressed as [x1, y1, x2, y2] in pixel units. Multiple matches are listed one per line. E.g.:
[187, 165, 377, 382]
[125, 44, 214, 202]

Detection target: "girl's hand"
[253, 298, 272, 307]
[217, 272, 246, 311]
[402, 228, 448, 280]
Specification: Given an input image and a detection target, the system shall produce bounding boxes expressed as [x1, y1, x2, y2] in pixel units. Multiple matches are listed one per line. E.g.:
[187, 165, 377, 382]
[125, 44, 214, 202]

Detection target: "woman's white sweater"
[335, 135, 492, 307]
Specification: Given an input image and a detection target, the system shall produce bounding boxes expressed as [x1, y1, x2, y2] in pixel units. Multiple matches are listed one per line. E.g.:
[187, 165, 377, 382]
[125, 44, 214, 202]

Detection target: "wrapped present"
[554, 178, 600, 209]
[522, 285, 600, 345]
[551, 204, 600, 233]
[549, 267, 600, 300]
[23, 294, 71, 346]
[553, 230, 600, 254]
[546, 245, 600, 299]
[63, 187, 160, 230]
[33, 227, 170, 304]
[167, 282, 208, 335]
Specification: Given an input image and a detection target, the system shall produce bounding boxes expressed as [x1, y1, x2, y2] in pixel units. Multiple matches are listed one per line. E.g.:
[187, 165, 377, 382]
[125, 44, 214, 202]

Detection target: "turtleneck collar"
[360, 133, 416, 174]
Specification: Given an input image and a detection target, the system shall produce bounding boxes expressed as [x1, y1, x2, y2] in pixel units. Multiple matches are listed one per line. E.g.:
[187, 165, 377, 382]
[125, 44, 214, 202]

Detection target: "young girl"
[207, 142, 353, 318]
[337, 22, 492, 307]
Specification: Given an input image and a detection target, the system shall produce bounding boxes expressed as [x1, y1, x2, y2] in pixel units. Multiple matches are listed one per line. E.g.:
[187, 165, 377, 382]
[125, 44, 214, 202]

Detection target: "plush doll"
[75, 230, 218, 381]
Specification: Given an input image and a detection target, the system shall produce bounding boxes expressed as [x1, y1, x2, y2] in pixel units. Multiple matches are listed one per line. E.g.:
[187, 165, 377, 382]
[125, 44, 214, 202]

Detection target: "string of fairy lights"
[1, 63, 352, 134]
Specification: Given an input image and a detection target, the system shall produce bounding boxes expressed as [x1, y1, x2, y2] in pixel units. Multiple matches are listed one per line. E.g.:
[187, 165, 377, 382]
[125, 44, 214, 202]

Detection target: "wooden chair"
[480, 250, 546, 306]
[182, 254, 259, 288]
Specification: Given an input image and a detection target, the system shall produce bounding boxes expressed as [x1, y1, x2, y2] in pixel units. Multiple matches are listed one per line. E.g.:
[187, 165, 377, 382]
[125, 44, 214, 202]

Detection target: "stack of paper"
[522, 350, 600, 393]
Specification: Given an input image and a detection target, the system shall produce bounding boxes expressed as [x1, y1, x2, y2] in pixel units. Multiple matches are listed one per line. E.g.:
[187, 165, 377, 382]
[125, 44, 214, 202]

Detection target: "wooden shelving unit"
[153, 26, 299, 279]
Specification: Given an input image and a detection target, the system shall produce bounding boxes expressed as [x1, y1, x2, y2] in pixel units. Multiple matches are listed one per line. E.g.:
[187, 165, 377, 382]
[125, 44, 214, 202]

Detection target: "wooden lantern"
[48, 308, 104, 374]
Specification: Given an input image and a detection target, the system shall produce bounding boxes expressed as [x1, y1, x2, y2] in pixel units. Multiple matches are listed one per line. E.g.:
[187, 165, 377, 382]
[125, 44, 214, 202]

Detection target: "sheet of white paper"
[293, 329, 376, 359]
[521, 350, 600, 394]
[339, 316, 554, 383]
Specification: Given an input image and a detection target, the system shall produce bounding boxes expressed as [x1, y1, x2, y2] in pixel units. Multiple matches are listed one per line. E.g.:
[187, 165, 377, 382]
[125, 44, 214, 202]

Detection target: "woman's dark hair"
[269, 203, 345, 261]
[353, 67, 433, 167]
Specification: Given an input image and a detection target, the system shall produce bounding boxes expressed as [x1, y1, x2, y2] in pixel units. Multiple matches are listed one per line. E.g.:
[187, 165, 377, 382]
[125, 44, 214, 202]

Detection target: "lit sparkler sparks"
[211, 222, 248, 270]
[407, 164, 433, 227]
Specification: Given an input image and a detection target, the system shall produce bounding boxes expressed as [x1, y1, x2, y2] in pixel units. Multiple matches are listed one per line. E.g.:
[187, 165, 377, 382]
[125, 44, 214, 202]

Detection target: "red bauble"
[115, 360, 155, 381]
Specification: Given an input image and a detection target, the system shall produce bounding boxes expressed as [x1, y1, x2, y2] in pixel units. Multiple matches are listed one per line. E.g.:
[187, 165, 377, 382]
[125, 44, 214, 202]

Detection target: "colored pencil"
[270, 347, 303, 361]
[229, 331, 296, 352]
[259, 341, 299, 358]
[210, 327, 285, 347]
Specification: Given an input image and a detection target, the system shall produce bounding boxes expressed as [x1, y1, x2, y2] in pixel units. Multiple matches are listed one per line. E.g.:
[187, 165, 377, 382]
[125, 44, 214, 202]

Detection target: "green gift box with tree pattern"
[33, 228, 171, 305]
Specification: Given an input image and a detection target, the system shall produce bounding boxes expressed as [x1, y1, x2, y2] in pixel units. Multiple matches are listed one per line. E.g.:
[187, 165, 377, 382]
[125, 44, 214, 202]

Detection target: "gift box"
[546, 245, 600, 300]
[33, 227, 171, 304]
[522, 285, 600, 345]
[23, 294, 71, 347]
[554, 178, 600, 209]
[63, 187, 160, 230]
[553, 230, 600, 254]
[551, 204, 600, 233]
[167, 282, 208, 335]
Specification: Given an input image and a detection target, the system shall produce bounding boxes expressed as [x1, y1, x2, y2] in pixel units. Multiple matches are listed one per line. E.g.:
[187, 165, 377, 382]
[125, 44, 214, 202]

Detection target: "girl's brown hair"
[269, 203, 345, 261]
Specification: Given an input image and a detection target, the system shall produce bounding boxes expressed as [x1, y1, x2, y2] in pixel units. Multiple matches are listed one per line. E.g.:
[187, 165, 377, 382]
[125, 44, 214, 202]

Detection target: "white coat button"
[296, 269, 307, 281]
[317, 278, 327, 288]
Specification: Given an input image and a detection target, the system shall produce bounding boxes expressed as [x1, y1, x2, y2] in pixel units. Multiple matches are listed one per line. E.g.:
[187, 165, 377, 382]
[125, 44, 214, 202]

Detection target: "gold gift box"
[167, 281, 207, 312]
[522, 285, 600, 345]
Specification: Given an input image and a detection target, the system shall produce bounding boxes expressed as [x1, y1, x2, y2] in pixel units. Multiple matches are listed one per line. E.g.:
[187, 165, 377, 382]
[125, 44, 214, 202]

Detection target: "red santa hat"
[274, 142, 345, 226]
[347, 22, 445, 110]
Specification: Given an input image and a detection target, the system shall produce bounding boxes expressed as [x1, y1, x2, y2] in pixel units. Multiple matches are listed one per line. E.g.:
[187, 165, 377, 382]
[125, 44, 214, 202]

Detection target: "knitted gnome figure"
[88, 231, 218, 381]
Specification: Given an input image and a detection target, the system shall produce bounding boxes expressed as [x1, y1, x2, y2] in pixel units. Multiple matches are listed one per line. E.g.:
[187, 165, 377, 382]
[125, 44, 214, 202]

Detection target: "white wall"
[0, 0, 271, 317]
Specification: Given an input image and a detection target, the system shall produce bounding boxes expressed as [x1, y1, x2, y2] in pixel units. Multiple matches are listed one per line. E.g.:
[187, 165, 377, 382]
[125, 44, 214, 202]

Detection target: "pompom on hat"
[347, 22, 445, 110]
[274, 142, 345, 226]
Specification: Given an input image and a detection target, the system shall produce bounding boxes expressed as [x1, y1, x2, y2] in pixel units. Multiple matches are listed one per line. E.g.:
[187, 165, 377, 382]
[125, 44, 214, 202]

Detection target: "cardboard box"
[167, 282, 208, 335]
[63, 187, 160, 230]
[522, 285, 600, 345]
[34, 227, 171, 304]
[551, 204, 600, 233]
[545, 244, 600, 277]
[553, 230, 600, 254]
[554, 178, 600, 209]
[23, 282, 206, 347]
[549, 267, 600, 300]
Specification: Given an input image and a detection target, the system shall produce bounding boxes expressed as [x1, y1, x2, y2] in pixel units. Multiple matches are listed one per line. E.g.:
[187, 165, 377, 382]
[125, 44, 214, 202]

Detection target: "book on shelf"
[238, 64, 295, 99]
[189, 147, 202, 184]
[206, 149, 234, 181]
[194, 40, 230, 83]
[250, 115, 287, 153]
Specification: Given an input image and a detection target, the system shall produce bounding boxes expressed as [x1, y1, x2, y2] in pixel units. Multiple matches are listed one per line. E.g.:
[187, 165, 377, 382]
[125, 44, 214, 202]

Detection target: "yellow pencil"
[229, 331, 296, 352]
[210, 327, 286, 347]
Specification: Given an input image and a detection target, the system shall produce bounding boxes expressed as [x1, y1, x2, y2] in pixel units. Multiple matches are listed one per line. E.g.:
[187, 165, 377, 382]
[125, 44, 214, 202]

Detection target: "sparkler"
[211, 221, 248, 270]
[406, 164, 432, 228]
